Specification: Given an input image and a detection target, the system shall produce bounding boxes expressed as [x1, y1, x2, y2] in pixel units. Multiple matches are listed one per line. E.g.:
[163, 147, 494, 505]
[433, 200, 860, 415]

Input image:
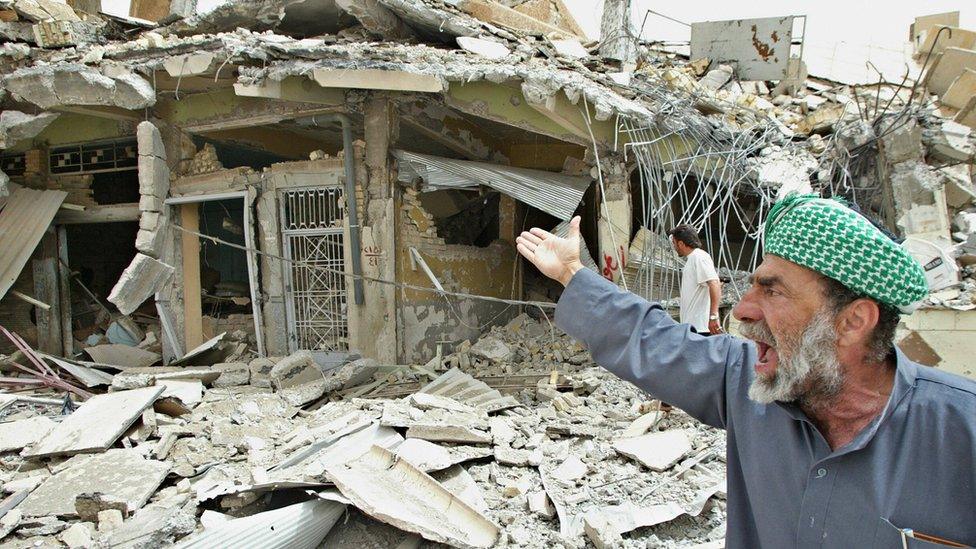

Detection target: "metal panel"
[691, 16, 794, 81]
[0, 187, 68, 300]
[280, 186, 349, 354]
[394, 150, 591, 221]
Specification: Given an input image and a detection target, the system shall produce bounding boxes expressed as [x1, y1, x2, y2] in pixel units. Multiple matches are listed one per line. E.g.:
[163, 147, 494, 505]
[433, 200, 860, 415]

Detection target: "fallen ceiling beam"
[54, 105, 143, 122]
[156, 87, 344, 133]
[54, 203, 141, 224]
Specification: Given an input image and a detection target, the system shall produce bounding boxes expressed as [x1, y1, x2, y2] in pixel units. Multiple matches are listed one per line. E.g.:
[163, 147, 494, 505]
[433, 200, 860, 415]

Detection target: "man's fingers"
[516, 236, 539, 252]
[519, 231, 543, 246]
[516, 242, 537, 261]
[529, 227, 554, 239]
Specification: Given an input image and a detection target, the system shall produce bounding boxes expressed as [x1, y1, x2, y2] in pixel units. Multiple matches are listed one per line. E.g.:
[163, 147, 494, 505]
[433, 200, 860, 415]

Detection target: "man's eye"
[764, 288, 779, 297]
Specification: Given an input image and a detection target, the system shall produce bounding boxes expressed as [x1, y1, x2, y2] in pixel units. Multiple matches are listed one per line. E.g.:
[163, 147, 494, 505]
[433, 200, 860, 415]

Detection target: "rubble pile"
[0, 322, 726, 548]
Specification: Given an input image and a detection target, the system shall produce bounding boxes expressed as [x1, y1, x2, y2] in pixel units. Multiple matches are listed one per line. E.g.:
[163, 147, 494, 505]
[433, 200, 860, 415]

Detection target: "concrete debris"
[924, 119, 975, 162]
[326, 445, 499, 548]
[2, 64, 155, 110]
[0, 415, 55, 452]
[613, 430, 693, 472]
[456, 36, 510, 60]
[18, 449, 170, 517]
[24, 386, 164, 457]
[108, 254, 175, 315]
[0, 110, 58, 148]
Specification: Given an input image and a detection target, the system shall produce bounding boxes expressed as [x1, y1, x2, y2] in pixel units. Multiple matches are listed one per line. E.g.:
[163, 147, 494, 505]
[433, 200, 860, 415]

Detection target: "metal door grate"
[281, 187, 348, 352]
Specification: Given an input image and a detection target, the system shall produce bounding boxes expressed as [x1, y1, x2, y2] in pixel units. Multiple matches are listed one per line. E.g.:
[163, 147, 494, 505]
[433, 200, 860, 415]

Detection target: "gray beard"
[742, 309, 844, 408]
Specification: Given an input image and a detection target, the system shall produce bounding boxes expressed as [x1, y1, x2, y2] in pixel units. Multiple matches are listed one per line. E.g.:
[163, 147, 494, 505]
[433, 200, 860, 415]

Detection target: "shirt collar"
[773, 347, 919, 455]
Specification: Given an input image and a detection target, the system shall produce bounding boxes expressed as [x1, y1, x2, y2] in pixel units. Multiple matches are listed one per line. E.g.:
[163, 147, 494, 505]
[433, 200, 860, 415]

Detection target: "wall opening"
[419, 189, 500, 247]
[197, 199, 255, 344]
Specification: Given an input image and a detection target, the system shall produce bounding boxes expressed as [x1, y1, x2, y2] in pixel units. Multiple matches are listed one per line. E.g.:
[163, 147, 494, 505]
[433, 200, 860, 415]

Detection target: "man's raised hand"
[516, 216, 584, 287]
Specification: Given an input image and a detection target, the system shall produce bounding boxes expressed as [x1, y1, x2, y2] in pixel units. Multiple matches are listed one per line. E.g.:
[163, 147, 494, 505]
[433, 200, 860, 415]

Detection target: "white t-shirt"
[679, 248, 719, 332]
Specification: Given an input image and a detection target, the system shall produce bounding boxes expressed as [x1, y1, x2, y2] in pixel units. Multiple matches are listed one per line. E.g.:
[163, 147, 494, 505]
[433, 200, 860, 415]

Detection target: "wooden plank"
[180, 203, 203, 350]
[23, 386, 164, 457]
[57, 226, 73, 354]
[31, 257, 61, 355]
[54, 203, 141, 224]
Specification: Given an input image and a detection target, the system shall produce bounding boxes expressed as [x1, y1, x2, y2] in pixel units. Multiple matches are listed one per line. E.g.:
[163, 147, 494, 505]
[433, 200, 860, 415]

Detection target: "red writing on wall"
[602, 246, 627, 281]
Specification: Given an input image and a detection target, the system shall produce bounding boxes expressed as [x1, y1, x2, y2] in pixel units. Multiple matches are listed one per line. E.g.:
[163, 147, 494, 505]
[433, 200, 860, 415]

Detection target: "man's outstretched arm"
[517, 217, 746, 429]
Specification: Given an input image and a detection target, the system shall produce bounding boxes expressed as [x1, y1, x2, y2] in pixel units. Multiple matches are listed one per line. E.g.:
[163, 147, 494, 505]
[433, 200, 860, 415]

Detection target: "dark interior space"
[198, 199, 252, 319]
[64, 221, 139, 338]
[194, 136, 291, 170]
[91, 169, 140, 205]
[419, 189, 500, 247]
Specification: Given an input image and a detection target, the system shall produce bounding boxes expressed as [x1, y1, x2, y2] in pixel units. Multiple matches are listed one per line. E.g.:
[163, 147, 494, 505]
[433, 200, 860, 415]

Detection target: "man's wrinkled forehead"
[749, 255, 825, 297]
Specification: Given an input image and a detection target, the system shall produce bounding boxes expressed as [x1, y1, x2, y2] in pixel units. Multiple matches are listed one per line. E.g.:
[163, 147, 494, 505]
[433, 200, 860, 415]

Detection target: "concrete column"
[597, 161, 631, 286]
[349, 94, 398, 363]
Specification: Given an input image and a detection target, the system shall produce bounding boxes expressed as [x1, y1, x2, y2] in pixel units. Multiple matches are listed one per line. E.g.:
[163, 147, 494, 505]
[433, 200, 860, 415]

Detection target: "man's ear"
[835, 298, 880, 350]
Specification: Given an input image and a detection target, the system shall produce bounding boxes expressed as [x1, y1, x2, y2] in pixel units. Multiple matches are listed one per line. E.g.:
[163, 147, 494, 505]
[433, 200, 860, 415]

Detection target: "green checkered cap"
[763, 193, 928, 313]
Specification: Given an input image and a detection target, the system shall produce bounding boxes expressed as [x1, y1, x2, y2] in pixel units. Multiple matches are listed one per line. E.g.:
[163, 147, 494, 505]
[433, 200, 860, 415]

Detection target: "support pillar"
[597, 161, 632, 286]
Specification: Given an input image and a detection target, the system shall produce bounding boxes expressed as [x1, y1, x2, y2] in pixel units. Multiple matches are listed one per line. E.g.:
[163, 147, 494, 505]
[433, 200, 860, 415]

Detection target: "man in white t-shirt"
[668, 225, 722, 334]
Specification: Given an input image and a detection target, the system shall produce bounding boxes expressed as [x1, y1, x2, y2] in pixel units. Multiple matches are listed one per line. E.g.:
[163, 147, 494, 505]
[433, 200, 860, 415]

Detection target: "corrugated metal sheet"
[394, 150, 590, 221]
[552, 219, 599, 273]
[175, 499, 345, 549]
[0, 187, 67, 300]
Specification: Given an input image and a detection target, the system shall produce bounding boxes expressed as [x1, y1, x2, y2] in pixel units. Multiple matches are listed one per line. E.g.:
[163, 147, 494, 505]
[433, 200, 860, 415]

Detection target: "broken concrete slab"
[247, 357, 274, 388]
[468, 336, 513, 363]
[550, 455, 587, 482]
[392, 438, 492, 472]
[0, 416, 55, 453]
[326, 445, 499, 548]
[336, 0, 414, 40]
[107, 253, 175, 315]
[408, 392, 477, 413]
[406, 424, 493, 445]
[17, 449, 170, 517]
[924, 119, 975, 162]
[212, 362, 250, 387]
[431, 464, 488, 513]
[456, 36, 510, 60]
[549, 38, 588, 59]
[613, 430, 692, 472]
[943, 68, 976, 110]
[0, 111, 58, 148]
[926, 47, 976, 96]
[24, 386, 164, 457]
[619, 410, 664, 438]
[58, 522, 93, 548]
[83, 343, 160, 368]
[279, 379, 328, 406]
[157, 379, 204, 407]
[2, 64, 155, 110]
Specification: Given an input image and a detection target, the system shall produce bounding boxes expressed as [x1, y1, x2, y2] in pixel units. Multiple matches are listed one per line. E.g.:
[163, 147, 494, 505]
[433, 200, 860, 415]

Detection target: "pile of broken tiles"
[0, 314, 727, 548]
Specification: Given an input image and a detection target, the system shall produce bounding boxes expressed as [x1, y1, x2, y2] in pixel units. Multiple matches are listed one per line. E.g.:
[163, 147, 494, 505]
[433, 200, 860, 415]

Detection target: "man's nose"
[733, 287, 762, 323]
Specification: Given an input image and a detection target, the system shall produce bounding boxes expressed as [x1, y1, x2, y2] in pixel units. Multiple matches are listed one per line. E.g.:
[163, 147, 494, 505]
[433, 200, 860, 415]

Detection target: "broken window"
[419, 189, 500, 247]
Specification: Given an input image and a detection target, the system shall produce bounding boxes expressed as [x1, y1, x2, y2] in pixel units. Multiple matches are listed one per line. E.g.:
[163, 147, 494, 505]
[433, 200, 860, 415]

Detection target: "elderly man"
[516, 194, 976, 548]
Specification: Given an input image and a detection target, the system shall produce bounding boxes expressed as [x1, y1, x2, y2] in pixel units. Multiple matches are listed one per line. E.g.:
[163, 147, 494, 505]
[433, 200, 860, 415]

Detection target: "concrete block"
[108, 253, 175, 316]
[137, 121, 166, 159]
[551, 455, 588, 482]
[138, 152, 170, 198]
[139, 193, 164, 212]
[212, 362, 250, 387]
[97, 509, 124, 532]
[943, 68, 976, 109]
[469, 336, 513, 363]
[924, 120, 974, 162]
[926, 47, 976, 96]
[881, 120, 923, 163]
[270, 350, 321, 389]
[456, 36, 510, 60]
[135, 227, 167, 259]
[59, 522, 94, 548]
[75, 492, 128, 522]
[248, 356, 275, 388]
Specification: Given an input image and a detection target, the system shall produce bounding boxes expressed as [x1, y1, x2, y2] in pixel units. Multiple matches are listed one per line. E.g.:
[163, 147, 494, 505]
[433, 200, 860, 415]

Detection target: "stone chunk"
[528, 491, 556, 519]
[58, 522, 93, 548]
[212, 362, 250, 387]
[550, 455, 588, 482]
[248, 357, 275, 388]
[613, 430, 692, 472]
[75, 492, 128, 522]
[97, 509, 124, 532]
[0, 111, 59, 148]
[107, 253, 174, 316]
[469, 336, 513, 363]
[270, 350, 321, 389]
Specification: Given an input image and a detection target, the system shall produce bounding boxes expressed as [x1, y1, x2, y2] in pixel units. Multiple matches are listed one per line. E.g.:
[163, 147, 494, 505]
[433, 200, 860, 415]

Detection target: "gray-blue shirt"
[556, 268, 976, 548]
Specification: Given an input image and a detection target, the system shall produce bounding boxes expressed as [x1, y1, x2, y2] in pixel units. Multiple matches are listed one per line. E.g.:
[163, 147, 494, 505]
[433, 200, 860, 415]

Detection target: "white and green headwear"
[763, 193, 928, 314]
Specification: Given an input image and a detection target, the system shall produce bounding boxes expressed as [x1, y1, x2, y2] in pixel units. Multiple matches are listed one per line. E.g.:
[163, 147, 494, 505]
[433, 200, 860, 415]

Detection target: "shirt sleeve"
[556, 268, 745, 429]
[695, 252, 719, 285]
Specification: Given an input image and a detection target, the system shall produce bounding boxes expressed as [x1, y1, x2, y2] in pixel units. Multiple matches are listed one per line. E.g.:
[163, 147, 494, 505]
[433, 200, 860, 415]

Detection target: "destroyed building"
[0, 0, 974, 547]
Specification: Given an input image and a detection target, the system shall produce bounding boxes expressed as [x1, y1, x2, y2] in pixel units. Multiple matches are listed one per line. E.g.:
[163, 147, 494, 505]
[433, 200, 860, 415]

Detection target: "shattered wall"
[396, 185, 518, 362]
